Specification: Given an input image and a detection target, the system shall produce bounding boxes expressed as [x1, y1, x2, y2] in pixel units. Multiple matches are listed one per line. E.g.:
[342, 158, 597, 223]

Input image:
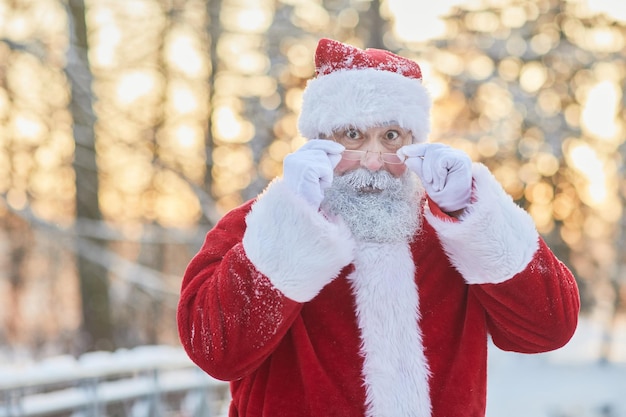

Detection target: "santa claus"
[177, 38, 580, 417]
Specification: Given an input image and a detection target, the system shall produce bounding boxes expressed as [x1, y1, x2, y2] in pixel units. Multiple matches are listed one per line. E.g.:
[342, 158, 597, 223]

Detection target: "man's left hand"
[398, 143, 472, 214]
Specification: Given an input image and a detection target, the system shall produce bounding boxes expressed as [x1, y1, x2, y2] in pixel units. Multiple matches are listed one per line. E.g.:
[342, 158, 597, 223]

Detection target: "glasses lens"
[341, 150, 405, 164]
[341, 150, 366, 161]
[381, 153, 405, 164]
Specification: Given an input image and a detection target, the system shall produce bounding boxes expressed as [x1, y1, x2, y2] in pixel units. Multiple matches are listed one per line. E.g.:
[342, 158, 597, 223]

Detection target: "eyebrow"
[327, 123, 409, 137]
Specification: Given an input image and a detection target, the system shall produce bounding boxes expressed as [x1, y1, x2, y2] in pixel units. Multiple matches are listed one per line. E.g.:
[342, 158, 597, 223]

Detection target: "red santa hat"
[298, 38, 432, 143]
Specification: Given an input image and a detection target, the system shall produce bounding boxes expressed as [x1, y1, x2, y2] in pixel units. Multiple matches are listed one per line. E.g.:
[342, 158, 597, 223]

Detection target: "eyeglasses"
[340, 149, 406, 165]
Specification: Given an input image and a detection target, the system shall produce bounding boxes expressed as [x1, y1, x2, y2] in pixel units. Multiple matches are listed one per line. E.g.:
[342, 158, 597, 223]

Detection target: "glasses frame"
[338, 148, 407, 165]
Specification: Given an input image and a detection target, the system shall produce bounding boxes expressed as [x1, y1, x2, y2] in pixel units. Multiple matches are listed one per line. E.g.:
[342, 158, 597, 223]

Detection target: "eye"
[345, 128, 362, 140]
[384, 130, 400, 141]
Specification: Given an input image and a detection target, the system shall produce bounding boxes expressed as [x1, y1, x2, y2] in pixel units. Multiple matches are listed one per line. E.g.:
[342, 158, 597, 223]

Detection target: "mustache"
[339, 168, 403, 191]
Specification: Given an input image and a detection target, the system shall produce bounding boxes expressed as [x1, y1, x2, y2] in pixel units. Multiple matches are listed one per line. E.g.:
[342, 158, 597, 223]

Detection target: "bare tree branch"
[1, 194, 181, 301]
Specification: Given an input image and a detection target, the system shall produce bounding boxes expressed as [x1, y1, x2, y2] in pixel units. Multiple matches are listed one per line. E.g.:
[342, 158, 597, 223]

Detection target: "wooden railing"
[0, 346, 230, 417]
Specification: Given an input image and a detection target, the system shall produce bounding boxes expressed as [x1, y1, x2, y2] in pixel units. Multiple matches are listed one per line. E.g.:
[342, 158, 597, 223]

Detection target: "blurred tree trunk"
[364, 0, 385, 49]
[129, 0, 174, 347]
[203, 0, 221, 221]
[67, 0, 114, 352]
[3, 213, 32, 346]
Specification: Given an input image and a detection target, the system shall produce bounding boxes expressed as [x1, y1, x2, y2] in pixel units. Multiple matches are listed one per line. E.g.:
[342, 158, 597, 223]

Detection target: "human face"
[330, 125, 412, 177]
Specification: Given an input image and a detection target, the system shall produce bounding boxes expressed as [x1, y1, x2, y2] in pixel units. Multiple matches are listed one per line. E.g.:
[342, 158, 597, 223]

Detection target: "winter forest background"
[0, 0, 625, 413]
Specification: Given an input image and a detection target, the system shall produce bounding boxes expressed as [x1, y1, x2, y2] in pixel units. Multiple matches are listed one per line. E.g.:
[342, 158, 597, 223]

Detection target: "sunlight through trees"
[0, 0, 624, 358]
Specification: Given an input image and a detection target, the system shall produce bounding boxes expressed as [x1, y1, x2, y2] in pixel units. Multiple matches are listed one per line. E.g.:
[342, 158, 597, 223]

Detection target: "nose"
[360, 151, 385, 171]
[359, 140, 387, 171]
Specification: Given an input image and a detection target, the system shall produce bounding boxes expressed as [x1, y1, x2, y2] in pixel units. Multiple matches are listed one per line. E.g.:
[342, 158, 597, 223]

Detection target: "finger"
[447, 152, 472, 174]
[317, 161, 335, 190]
[283, 150, 331, 180]
[422, 145, 453, 190]
[403, 153, 425, 177]
[422, 146, 441, 184]
[398, 143, 428, 159]
[328, 153, 342, 168]
[300, 139, 345, 169]
[433, 153, 457, 191]
[300, 139, 345, 155]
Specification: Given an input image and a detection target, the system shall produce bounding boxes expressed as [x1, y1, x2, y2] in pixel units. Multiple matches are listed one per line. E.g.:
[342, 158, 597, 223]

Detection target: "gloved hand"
[398, 143, 472, 213]
[283, 139, 345, 208]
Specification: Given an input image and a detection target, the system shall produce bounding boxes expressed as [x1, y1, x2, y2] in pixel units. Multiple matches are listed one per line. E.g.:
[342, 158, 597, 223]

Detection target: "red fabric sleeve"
[470, 238, 580, 353]
[426, 197, 460, 222]
[176, 201, 303, 381]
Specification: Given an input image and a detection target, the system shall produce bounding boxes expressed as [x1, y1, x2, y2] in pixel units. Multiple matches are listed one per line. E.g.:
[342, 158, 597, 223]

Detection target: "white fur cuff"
[242, 179, 355, 302]
[425, 163, 539, 285]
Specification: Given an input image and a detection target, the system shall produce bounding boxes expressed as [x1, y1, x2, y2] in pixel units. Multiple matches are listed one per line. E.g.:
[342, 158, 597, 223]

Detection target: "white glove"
[398, 143, 472, 213]
[283, 139, 345, 208]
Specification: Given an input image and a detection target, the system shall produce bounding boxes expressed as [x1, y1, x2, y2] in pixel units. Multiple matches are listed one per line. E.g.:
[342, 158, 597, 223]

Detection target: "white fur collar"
[348, 240, 431, 417]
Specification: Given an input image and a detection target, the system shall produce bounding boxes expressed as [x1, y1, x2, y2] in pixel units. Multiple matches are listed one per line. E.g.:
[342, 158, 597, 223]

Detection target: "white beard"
[321, 169, 424, 243]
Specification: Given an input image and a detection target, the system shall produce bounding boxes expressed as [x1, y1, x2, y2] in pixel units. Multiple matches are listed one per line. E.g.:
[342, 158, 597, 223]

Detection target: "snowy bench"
[0, 345, 230, 417]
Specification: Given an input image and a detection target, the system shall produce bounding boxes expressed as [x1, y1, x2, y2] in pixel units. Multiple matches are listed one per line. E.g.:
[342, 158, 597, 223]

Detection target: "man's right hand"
[283, 139, 345, 208]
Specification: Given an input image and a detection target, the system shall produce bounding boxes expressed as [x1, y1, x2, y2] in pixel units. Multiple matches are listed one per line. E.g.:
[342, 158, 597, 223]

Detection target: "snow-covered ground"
[1, 316, 624, 416]
[487, 316, 626, 417]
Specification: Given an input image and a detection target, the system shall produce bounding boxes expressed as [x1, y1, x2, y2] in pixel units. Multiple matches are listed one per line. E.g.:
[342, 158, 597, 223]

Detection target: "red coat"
[177, 164, 579, 417]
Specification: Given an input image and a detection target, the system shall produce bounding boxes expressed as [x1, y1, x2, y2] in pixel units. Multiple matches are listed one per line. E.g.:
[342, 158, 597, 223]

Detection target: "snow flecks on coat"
[230, 245, 286, 349]
[528, 256, 550, 276]
[247, 271, 287, 349]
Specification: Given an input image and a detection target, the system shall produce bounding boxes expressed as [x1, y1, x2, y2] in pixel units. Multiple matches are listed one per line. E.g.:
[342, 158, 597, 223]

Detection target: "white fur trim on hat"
[298, 68, 432, 143]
